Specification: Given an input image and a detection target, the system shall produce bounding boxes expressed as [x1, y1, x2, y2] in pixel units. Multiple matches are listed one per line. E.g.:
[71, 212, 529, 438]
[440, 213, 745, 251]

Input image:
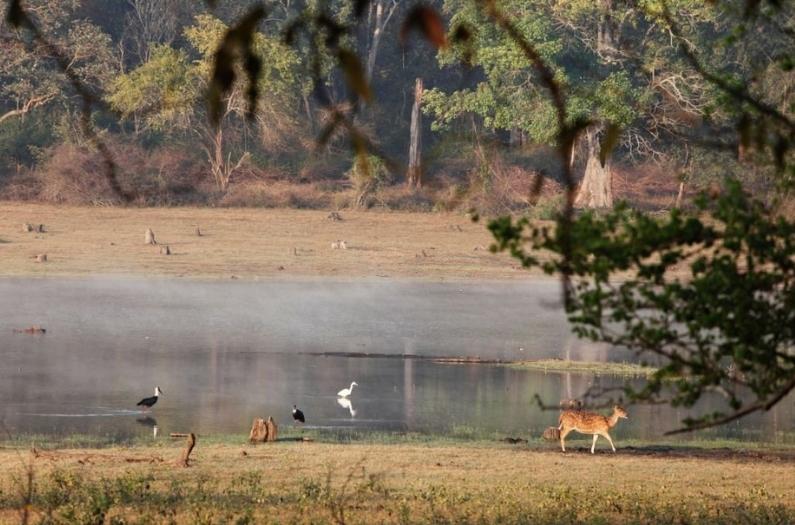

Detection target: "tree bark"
[596, 0, 619, 63]
[407, 78, 424, 188]
[574, 127, 613, 209]
[364, 1, 398, 84]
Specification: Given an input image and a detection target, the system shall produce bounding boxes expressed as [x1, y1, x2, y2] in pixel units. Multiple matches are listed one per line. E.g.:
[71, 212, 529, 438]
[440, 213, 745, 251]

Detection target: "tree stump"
[145, 228, 157, 245]
[177, 433, 196, 467]
[265, 416, 278, 442]
[542, 427, 561, 441]
[249, 416, 278, 443]
[249, 418, 269, 443]
[159, 245, 171, 255]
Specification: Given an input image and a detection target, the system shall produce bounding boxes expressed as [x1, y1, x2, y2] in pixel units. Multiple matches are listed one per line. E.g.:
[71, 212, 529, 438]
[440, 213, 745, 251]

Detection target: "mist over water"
[1, 278, 792, 443]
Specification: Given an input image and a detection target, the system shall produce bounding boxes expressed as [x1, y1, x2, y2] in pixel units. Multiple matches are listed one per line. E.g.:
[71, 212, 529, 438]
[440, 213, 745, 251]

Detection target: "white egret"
[337, 381, 358, 398]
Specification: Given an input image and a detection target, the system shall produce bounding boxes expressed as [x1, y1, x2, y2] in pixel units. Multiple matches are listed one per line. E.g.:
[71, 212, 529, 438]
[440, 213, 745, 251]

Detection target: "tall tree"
[108, 14, 303, 191]
[423, 0, 731, 209]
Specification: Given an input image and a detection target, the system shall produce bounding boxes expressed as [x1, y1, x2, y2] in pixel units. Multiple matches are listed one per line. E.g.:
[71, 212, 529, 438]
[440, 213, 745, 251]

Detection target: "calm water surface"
[1, 278, 792, 443]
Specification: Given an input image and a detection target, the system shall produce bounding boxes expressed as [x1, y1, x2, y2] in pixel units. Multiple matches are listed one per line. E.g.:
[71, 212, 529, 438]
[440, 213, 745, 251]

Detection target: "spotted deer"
[558, 405, 628, 454]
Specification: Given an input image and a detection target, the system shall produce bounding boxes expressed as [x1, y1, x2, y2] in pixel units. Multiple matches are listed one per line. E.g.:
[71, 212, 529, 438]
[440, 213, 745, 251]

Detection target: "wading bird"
[136, 386, 163, 410]
[292, 405, 305, 423]
[337, 381, 357, 398]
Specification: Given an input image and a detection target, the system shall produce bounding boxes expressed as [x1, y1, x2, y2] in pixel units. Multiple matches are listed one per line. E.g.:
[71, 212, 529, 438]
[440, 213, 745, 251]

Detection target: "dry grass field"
[0, 203, 530, 280]
[1, 441, 794, 524]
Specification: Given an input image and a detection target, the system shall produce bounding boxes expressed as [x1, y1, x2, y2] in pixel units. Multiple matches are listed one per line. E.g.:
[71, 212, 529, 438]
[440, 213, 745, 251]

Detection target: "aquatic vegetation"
[507, 359, 658, 377]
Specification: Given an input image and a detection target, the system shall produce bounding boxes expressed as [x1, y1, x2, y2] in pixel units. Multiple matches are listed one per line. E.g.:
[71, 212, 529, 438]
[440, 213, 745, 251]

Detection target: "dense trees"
[108, 14, 303, 191]
[3, 0, 788, 209]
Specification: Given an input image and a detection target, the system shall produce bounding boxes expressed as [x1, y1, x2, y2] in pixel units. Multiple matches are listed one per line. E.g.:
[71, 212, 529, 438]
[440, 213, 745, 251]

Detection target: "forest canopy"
[0, 0, 790, 212]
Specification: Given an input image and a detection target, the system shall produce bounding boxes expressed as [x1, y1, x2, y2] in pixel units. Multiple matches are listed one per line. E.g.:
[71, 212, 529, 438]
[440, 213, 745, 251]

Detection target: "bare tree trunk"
[212, 126, 226, 191]
[675, 180, 686, 209]
[407, 78, 423, 188]
[596, 0, 619, 63]
[674, 144, 690, 209]
[574, 127, 613, 209]
[364, 0, 398, 83]
[366, 1, 384, 83]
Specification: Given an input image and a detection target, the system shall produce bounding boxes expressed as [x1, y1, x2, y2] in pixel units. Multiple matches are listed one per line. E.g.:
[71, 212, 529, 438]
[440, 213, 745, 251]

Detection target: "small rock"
[145, 228, 157, 245]
[22, 223, 34, 233]
[34, 254, 47, 263]
[159, 245, 171, 255]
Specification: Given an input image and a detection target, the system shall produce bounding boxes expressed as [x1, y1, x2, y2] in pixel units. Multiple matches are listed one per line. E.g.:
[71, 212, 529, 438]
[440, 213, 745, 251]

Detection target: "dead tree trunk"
[177, 433, 196, 467]
[365, 0, 398, 84]
[407, 78, 424, 189]
[249, 418, 268, 443]
[265, 416, 278, 442]
[574, 127, 613, 209]
[249, 417, 278, 443]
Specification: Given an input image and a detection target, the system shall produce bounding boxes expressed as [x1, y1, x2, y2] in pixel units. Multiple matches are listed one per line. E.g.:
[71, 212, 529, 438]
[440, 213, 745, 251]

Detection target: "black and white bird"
[292, 405, 305, 423]
[136, 386, 163, 410]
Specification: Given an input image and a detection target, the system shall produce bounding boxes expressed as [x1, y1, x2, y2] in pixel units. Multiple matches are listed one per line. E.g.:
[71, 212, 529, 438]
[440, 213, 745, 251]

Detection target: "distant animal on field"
[558, 405, 628, 454]
[13, 326, 46, 335]
[292, 405, 305, 423]
[331, 240, 348, 249]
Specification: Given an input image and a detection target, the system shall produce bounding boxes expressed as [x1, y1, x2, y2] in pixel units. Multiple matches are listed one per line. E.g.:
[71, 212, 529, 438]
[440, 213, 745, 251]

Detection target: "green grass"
[506, 358, 658, 376]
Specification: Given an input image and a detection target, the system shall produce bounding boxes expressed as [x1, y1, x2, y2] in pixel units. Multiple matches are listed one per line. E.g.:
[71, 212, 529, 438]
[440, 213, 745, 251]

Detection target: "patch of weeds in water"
[507, 359, 658, 377]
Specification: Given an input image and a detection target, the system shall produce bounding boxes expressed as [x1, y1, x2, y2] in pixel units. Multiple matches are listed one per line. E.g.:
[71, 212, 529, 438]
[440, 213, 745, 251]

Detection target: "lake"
[1, 278, 792, 443]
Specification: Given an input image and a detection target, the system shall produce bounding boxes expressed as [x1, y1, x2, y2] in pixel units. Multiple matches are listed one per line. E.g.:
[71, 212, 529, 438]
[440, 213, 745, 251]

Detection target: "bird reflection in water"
[337, 397, 356, 418]
[136, 416, 159, 438]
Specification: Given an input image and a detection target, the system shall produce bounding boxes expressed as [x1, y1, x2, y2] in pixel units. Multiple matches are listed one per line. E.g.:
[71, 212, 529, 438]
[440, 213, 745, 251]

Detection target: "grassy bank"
[1, 439, 794, 524]
[506, 359, 658, 376]
[0, 203, 530, 280]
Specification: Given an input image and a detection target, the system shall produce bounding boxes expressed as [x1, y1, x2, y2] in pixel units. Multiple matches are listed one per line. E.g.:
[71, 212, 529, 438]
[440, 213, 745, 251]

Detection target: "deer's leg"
[591, 434, 598, 454]
[560, 427, 572, 452]
[601, 431, 616, 452]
